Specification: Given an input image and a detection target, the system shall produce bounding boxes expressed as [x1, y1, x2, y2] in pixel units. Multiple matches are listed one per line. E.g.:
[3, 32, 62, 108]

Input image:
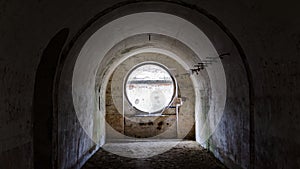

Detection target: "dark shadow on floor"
[82, 141, 228, 169]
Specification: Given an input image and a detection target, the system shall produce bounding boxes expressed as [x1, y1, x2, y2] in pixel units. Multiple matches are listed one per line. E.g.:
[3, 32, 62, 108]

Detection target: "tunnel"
[61, 7, 249, 168]
[0, 1, 299, 169]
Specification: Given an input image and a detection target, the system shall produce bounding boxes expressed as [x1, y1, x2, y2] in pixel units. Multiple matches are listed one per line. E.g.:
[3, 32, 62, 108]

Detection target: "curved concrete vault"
[39, 1, 252, 169]
[62, 7, 250, 169]
[73, 12, 227, 144]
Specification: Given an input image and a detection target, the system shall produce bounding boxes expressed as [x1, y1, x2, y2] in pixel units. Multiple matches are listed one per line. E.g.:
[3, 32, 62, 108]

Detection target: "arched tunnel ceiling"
[95, 33, 208, 97]
[72, 12, 227, 147]
[99, 35, 200, 145]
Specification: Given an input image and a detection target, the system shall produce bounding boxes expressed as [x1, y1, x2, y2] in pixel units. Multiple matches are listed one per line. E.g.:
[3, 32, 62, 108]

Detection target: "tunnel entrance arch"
[50, 1, 253, 168]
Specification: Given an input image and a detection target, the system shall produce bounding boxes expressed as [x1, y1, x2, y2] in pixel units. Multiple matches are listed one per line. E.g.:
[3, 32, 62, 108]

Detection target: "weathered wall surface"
[0, 1, 74, 169]
[106, 74, 178, 139]
[0, 1, 118, 168]
[203, 1, 300, 168]
[0, 0, 299, 169]
[195, 1, 300, 168]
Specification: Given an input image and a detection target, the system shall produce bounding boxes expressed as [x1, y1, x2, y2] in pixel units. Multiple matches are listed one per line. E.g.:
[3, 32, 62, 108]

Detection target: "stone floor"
[82, 140, 228, 169]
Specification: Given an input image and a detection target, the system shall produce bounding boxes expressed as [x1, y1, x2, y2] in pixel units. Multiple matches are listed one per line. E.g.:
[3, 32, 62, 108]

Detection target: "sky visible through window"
[125, 64, 175, 113]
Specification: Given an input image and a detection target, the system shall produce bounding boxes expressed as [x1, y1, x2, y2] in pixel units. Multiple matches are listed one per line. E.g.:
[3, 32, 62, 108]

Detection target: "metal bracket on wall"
[190, 54, 229, 75]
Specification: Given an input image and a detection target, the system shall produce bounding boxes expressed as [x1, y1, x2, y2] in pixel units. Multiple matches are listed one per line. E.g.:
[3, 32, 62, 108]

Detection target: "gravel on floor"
[82, 140, 228, 169]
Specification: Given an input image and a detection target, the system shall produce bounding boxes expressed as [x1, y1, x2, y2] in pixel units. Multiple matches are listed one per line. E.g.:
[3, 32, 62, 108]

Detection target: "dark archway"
[33, 28, 69, 169]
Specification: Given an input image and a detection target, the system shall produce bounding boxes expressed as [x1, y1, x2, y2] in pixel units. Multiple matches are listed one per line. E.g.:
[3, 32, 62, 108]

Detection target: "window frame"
[124, 62, 177, 114]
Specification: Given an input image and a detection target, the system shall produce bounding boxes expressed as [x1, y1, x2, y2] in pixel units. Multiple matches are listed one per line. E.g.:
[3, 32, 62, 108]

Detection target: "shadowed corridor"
[1, 1, 299, 169]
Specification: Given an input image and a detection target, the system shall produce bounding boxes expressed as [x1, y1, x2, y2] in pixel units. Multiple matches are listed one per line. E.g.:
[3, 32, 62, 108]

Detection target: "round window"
[125, 63, 175, 113]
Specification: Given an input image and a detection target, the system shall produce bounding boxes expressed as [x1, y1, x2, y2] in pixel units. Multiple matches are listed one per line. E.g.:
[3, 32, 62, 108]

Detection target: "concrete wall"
[0, 0, 299, 169]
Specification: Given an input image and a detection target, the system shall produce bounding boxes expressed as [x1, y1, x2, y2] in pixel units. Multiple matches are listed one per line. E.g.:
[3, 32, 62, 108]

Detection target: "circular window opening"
[125, 63, 176, 113]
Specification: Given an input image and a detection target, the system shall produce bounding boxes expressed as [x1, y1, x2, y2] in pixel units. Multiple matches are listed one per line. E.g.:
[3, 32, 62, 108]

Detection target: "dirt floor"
[82, 140, 228, 169]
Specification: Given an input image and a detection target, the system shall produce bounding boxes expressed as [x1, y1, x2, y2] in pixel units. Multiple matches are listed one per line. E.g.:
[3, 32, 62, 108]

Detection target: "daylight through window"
[125, 63, 175, 113]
